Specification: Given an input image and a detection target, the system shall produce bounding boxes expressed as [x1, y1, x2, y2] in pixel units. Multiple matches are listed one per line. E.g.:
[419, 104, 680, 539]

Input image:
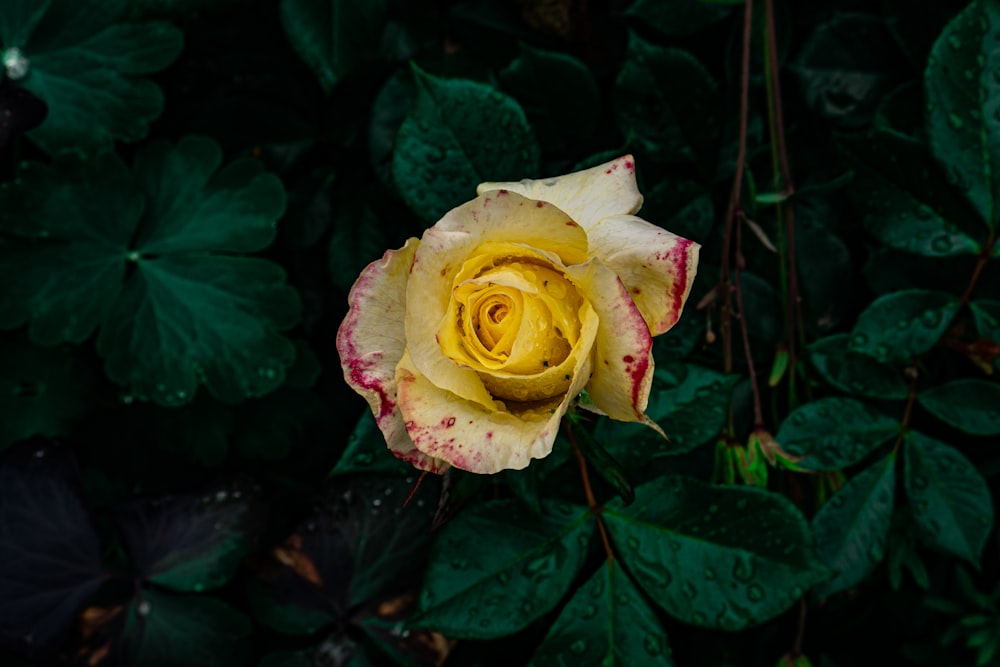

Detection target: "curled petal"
[477, 155, 643, 231]
[565, 260, 654, 423]
[337, 239, 448, 473]
[585, 214, 700, 336]
[406, 191, 588, 409]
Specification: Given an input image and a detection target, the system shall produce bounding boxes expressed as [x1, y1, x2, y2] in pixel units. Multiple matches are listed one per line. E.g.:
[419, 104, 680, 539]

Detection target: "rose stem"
[718, 0, 754, 378]
[763, 0, 808, 410]
[565, 422, 614, 563]
[735, 214, 765, 428]
[959, 228, 996, 305]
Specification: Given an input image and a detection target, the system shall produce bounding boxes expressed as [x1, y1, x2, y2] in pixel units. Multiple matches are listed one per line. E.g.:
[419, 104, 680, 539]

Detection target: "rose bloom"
[337, 156, 699, 474]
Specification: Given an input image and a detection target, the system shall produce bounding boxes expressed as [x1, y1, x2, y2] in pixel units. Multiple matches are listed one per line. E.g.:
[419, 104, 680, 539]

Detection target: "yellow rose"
[337, 156, 699, 474]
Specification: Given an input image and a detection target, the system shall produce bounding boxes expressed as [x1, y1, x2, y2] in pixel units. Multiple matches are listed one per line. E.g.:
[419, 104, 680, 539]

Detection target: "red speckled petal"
[586, 214, 700, 336]
[565, 259, 654, 423]
[394, 344, 593, 474]
[477, 155, 643, 231]
[406, 191, 588, 410]
[337, 238, 449, 474]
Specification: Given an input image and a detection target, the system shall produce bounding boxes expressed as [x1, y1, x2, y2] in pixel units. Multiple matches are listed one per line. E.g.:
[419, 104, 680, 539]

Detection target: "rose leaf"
[812, 453, 896, 599]
[121, 590, 251, 667]
[604, 476, 827, 631]
[329, 411, 419, 478]
[808, 333, 910, 399]
[904, 431, 993, 566]
[925, 0, 1000, 231]
[2, 0, 183, 154]
[775, 397, 900, 472]
[624, 0, 731, 37]
[279, 0, 387, 94]
[0, 441, 109, 654]
[392, 65, 540, 224]
[113, 478, 265, 592]
[413, 500, 595, 638]
[918, 379, 1000, 436]
[529, 561, 674, 667]
[847, 288, 960, 364]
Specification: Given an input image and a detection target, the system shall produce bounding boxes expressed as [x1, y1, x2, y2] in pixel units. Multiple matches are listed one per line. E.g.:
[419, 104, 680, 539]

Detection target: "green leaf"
[971, 300, 1000, 342]
[614, 33, 719, 168]
[918, 379, 1000, 436]
[499, 43, 599, 154]
[529, 561, 674, 667]
[330, 410, 417, 477]
[624, 0, 731, 37]
[812, 454, 896, 598]
[392, 65, 540, 224]
[604, 477, 827, 631]
[415, 499, 594, 638]
[848, 289, 960, 364]
[837, 130, 981, 257]
[122, 590, 251, 667]
[4, 0, 183, 154]
[599, 363, 738, 469]
[0, 340, 90, 450]
[776, 398, 900, 472]
[571, 420, 634, 506]
[328, 202, 387, 293]
[808, 333, 909, 399]
[925, 0, 1000, 230]
[279, 0, 386, 94]
[904, 431, 994, 566]
[643, 179, 715, 246]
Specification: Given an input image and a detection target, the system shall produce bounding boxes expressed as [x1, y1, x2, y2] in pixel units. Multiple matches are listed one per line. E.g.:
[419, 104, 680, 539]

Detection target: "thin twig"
[892, 365, 919, 454]
[735, 215, 765, 428]
[565, 423, 614, 563]
[960, 230, 996, 305]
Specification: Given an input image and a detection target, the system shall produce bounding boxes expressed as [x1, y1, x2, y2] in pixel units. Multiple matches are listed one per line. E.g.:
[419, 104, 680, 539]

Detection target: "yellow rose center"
[437, 242, 587, 403]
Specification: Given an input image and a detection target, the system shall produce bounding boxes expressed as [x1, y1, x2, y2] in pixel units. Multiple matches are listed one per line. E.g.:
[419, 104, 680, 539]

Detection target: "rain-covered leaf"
[812, 453, 896, 599]
[0, 340, 90, 450]
[279, 0, 387, 94]
[792, 14, 907, 127]
[904, 431, 993, 566]
[121, 590, 251, 667]
[499, 43, 599, 154]
[624, 0, 731, 37]
[392, 65, 540, 224]
[918, 379, 1000, 436]
[837, 130, 981, 257]
[529, 561, 674, 667]
[114, 478, 264, 591]
[328, 201, 387, 293]
[614, 33, 719, 169]
[248, 475, 437, 634]
[0, 0, 183, 154]
[808, 333, 910, 399]
[925, 0, 1000, 230]
[604, 477, 827, 630]
[0, 442, 108, 654]
[848, 289, 960, 364]
[414, 500, 594, 638]
[0, 138, 301, 406]
[776, 398, 900, 472]
[330, 411, 418, 478]
[600, 363, 738, 469]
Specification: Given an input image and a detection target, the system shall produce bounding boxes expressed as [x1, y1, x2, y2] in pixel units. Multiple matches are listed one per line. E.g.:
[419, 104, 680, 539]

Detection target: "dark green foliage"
[1, 1, 999, 666]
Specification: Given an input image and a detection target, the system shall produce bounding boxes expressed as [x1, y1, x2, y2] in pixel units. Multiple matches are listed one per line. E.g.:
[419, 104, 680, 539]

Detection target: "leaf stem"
[959, 230, 996, 305]
[719, 0, 755, 377]
[565, 421, 614, 563]
[891, 365, 919, 454]
[792, 595, 808, 658]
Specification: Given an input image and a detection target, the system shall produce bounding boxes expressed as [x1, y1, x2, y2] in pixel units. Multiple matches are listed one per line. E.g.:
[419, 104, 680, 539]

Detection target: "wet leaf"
[529, 561, 674, 666]
[776, 398, 900, 472]
[812, 453, 896, 598]
[414, 500, 594, 638]
[848, 289, 960, 364]
[624, 0, 731, 37]
[904, 431, 993, 566]
[808, 333, 910, 399]
[604, 476, 827, 631]
[918, 379, 1000, 436]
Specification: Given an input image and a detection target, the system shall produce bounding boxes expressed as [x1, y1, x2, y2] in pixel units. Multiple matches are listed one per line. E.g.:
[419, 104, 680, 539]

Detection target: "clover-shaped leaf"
[0, 137, 302, 406]
[0, 0, 183, 154]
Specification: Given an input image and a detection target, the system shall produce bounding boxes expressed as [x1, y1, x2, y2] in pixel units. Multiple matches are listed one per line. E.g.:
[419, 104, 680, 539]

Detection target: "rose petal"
[406, 191, 589, 409]
[395, 336, 594, 473]
[337, 238, 449, 473]
[477, 155, 642, 230]
[585, 214, 700, 336]
[565, 260, 654, 423]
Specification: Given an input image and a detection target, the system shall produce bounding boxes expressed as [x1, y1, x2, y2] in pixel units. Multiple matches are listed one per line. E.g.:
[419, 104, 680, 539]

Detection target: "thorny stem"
[735, 214, 766, 428]
[565, 422, 615, 563]
[719, 0, 754, 377]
